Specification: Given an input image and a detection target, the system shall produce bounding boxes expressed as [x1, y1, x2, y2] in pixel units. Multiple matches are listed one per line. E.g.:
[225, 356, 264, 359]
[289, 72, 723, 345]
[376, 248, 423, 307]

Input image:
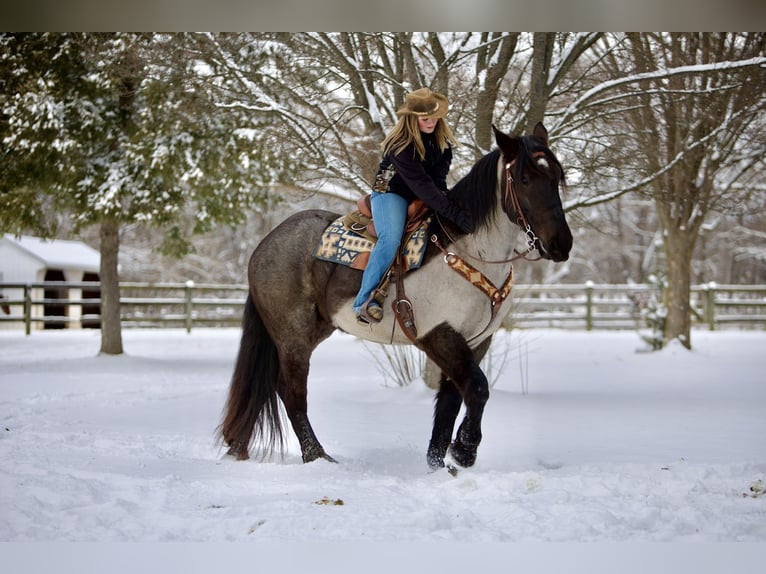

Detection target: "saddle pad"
[313, 215, 431, 271]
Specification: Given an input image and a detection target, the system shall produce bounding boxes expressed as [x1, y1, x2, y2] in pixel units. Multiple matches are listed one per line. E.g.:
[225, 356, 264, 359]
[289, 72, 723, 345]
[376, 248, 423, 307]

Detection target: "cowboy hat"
[396, 87, 449, 118]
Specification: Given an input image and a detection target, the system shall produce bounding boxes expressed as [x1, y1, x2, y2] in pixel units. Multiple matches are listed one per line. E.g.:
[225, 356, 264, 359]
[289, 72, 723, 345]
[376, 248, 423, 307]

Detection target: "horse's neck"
[452, 201, 520, 282]
[461, 218, 519, 258]
[468, 158, 518, 257]
[446, 156, 520, 280]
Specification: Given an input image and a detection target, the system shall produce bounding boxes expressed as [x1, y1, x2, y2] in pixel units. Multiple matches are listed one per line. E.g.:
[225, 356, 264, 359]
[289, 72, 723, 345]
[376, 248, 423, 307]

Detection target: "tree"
[7, 33, 762, 354]
[600, 33, 766, 348]
[134, 33, 609, 289]
[516, 35, 766, 299]
[0, 33, 276, 353]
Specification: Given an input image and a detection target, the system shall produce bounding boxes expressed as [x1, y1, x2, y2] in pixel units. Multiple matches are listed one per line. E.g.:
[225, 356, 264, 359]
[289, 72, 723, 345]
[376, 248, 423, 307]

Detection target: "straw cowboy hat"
[396, 87, 449, 118]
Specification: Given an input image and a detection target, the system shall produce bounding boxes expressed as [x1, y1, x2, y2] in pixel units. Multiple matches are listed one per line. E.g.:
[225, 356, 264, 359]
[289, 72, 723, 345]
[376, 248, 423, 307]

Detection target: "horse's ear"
[492, 124, 519, 159]
[532, 122, 549, 145]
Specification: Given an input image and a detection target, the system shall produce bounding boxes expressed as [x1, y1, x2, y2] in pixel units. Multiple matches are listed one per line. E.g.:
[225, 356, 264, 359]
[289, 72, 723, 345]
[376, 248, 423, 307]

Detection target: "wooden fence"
[1, 281, 765, 334]
[504, 282, 766, 331]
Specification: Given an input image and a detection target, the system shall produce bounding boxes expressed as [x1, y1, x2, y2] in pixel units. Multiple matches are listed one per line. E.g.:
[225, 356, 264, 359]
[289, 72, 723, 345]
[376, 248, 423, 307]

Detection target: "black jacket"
[376, 132, 472, 233]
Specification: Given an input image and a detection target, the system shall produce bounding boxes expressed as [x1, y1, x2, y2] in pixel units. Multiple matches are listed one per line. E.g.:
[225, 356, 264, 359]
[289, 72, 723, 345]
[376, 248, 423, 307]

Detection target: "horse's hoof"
[303, 449, 338, 464]
[447, 441, 477, 468]
[226, 443, 249, 461]
[426, 448, 445, 472]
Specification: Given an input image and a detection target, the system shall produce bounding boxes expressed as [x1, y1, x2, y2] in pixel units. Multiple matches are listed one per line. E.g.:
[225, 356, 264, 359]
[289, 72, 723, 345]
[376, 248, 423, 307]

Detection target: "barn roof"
[2, 235, 100, 273]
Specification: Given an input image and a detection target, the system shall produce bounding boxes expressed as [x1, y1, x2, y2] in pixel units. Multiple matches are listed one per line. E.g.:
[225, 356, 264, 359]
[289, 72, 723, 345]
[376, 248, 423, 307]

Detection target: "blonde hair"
[381, 115, 457, 159]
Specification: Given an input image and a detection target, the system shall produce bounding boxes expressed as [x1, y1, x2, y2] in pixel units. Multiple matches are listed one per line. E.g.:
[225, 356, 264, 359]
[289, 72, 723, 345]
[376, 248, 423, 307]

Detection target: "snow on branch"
[552, 57, 766, 133]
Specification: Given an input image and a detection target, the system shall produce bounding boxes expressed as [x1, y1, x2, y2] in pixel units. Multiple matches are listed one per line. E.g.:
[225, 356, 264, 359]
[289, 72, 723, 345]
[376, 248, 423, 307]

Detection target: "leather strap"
[391, 252, 418, 342]
[431, 235, 514, 324]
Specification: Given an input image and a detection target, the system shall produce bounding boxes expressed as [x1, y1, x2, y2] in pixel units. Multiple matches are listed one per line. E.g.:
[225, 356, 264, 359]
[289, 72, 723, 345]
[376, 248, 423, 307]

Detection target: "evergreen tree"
[1, 33, 276, 353]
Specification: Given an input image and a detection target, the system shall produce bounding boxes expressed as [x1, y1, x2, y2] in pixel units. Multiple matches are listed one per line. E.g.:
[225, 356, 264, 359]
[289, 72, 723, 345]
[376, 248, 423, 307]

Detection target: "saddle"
[314, 195, 432, 271]
[312, 195, 431, 340]
[345, 195, 430, 242]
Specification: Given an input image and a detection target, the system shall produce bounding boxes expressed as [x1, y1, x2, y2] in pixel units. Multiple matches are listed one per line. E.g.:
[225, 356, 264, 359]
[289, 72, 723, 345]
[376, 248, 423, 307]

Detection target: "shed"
[0, 235, 101, 330]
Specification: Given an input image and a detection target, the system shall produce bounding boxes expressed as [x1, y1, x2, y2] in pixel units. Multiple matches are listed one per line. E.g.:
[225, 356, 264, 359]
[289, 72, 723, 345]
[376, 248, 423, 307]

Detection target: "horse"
[219, 122, 573, 472]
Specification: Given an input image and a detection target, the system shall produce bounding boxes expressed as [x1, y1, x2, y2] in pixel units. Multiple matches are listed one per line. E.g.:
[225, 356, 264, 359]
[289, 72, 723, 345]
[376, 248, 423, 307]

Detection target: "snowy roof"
[3, 234, 100, 272]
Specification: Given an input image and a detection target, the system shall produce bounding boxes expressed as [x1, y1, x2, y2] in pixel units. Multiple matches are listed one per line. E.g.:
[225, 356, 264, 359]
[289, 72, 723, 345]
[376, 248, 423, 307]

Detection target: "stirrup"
[356, 289, 385, 324]
[356, 301, 383, 324]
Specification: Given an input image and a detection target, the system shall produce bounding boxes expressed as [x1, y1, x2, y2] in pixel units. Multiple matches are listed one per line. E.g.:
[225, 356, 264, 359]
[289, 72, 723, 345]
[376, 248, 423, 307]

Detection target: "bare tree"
[557, 33, 766, 348]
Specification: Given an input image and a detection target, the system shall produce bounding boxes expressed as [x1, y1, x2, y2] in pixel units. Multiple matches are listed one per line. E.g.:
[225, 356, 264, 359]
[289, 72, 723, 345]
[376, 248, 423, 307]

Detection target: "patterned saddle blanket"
[313, 199, 432, 271]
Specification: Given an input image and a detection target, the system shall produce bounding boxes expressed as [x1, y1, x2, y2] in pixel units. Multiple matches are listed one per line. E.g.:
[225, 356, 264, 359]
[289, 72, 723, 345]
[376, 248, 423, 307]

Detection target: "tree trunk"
[663, 229, 694, 349]
[528, 32, 554, 130]
[474, 33, 518, 156]
[99, 216, 123, 355]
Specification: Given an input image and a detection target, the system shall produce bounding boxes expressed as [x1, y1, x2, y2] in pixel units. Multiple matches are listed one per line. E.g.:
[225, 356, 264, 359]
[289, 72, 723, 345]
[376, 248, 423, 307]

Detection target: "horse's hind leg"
[277, 348, 337, 464]
[422, 330, 492, 470]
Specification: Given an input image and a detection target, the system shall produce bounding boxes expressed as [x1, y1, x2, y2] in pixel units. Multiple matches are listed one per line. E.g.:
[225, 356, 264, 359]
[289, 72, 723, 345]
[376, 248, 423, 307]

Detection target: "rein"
[426, 153, 550, 342]
[504, 156, 546, 262]
[434, 158, 544, 265]
[396, 152, 550, 344]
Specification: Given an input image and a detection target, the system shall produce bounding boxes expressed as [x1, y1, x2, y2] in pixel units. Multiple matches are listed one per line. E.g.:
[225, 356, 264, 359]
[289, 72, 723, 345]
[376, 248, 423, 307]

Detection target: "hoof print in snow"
[744, 479, 764, 498]
[315, 496, 344, 506]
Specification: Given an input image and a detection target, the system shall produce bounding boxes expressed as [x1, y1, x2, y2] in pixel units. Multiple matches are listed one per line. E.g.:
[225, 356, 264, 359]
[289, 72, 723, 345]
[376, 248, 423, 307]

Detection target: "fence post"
[585, 280, 594, 331]
[185, 280, 194, 333]
[705, 281, 716, 331]
[24, 284, 32, 336]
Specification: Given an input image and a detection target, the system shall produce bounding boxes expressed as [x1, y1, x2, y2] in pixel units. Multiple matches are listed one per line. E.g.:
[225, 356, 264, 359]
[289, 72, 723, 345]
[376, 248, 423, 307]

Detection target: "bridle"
[503, 155, 547, 262]
[426, 151, 550, 342]
[431, 152, 548, 265]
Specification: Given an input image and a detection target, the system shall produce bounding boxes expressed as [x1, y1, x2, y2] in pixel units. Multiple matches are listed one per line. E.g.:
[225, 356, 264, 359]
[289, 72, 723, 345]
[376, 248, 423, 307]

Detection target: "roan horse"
[219, 122, 572, 472]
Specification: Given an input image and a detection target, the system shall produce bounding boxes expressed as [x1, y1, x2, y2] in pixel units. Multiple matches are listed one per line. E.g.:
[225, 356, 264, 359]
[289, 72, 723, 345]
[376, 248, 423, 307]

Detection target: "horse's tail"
[219, 293, 284, 460]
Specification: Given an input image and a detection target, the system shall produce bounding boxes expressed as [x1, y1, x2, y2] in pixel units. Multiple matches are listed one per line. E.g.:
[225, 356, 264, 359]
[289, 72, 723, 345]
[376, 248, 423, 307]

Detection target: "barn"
[0, 234, 101, 330]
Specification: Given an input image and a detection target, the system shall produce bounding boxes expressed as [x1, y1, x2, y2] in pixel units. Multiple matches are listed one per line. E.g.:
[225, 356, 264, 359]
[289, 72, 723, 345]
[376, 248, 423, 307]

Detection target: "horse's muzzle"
[538, 232, 572, 262]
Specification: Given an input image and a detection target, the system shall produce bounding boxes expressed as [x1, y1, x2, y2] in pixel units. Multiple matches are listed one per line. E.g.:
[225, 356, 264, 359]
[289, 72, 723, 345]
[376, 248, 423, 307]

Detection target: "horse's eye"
[521, 176, 529, 185]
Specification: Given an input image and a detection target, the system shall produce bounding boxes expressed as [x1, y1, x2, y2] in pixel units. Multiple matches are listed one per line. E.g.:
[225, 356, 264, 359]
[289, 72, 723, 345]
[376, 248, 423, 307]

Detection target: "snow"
[2, 234, 100, 272]
[1, 327, 765, 570]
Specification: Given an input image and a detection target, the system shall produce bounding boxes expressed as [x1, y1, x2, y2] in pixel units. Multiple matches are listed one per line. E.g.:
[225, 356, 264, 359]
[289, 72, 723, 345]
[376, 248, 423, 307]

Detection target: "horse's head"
[492, 123, 573, 262]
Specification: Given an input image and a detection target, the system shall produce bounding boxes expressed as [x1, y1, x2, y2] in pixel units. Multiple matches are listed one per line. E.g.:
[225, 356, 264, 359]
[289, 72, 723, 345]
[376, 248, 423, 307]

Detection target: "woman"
[353, 87, 474, 324]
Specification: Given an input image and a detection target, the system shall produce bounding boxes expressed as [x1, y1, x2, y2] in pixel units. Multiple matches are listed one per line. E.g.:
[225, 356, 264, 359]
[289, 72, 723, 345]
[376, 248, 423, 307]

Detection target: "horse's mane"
[448, 135, 565, 232]
[448, 148, 502, 232]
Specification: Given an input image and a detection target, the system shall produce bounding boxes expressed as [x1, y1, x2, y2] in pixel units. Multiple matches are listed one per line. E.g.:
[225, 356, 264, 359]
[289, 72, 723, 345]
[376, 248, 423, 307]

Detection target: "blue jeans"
[353, 191, 409, 313]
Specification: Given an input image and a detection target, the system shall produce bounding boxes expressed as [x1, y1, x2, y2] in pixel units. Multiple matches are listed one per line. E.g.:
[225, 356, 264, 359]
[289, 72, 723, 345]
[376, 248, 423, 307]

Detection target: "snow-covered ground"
[1, 327, 765, 569]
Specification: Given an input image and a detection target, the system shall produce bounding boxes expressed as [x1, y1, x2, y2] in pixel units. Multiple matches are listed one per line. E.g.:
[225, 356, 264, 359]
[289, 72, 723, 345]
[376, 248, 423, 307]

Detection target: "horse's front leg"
[447, 360, 489, 468]
[427, 376, 462, 470]
[420, 326, 491, 470]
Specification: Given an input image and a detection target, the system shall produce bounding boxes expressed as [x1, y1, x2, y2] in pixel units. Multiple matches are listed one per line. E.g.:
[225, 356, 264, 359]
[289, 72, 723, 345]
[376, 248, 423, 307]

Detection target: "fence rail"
[1, 281, 765, 334]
